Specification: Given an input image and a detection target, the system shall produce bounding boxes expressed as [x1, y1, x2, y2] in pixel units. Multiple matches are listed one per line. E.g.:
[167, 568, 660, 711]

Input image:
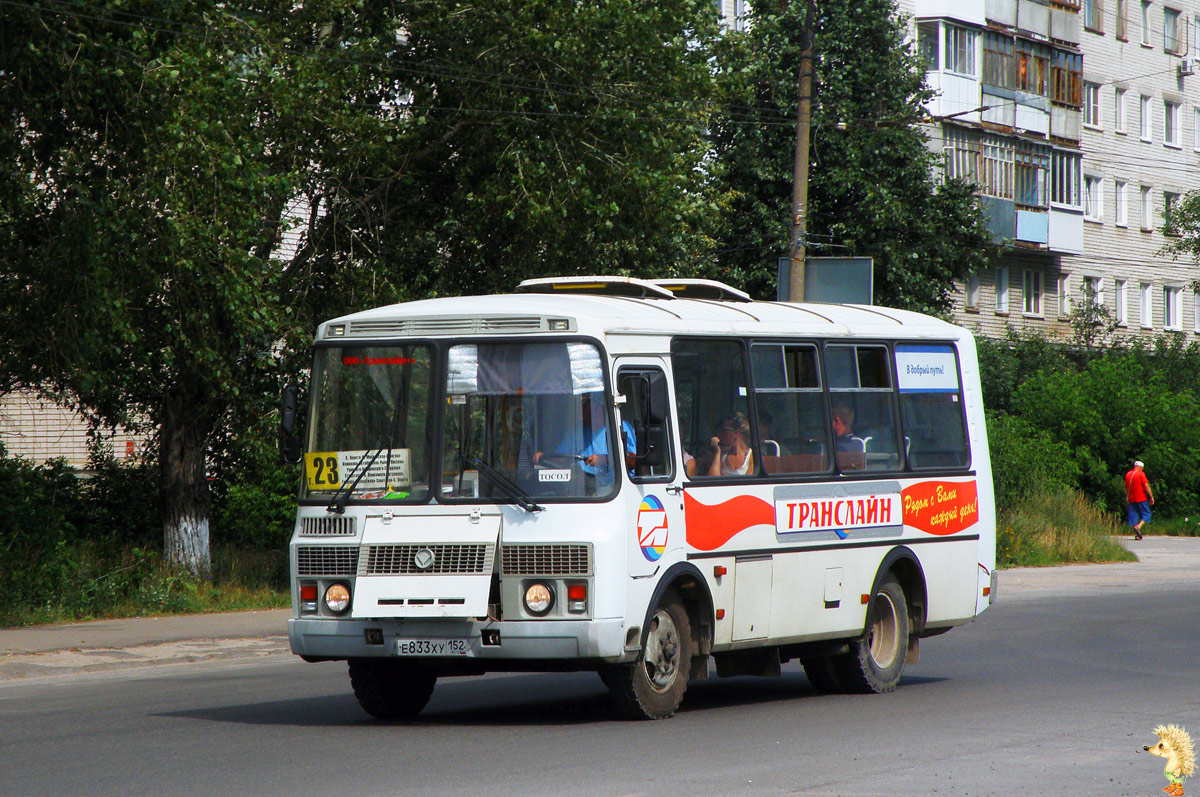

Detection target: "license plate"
[396, 638, 470, 656]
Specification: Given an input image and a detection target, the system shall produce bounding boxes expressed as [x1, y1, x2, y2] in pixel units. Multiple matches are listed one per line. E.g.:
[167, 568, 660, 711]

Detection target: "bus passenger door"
[616, 362, 683, 578]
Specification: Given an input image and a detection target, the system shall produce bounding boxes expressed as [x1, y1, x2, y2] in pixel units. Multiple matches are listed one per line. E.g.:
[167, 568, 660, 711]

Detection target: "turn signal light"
[567, 583, 587, 614]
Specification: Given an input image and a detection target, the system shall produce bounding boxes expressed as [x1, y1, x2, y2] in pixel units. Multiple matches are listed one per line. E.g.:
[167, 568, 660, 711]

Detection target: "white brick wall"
[0, 391, 145, 470]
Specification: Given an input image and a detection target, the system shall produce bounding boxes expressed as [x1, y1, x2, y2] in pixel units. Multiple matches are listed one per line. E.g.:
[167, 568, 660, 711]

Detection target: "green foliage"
[0, 444, 286, 625]
[997, 489, 1135, 567]
[985, 411, 1081, 509]
[981, 331, 1200, 519]
[705, 0, 996, 307]
[211, 432, 299, 551]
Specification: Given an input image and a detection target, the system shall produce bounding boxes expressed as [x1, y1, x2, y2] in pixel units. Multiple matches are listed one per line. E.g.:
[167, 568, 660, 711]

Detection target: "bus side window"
[895, 344, 971, 470]
[827, 344, 902, 473]
[671, 338, 753, 479]
[751, 343, 830, 475]
[618, 369, 673, 480]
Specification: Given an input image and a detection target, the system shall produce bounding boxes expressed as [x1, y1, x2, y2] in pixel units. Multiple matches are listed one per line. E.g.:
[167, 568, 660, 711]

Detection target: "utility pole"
[787, 0, 816, 302]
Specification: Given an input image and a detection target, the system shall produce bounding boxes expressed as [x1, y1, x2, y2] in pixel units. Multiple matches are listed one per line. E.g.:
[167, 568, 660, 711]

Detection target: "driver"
[536, 392, 636, 477]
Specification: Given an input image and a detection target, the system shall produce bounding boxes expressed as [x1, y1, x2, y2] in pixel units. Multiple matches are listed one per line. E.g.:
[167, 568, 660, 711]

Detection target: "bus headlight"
[324, 583, 352, 614]
[523, 582, 554, 616]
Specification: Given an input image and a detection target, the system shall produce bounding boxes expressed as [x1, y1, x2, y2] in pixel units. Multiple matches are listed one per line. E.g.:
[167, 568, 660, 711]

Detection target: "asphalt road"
[2, 538, 1198, 796]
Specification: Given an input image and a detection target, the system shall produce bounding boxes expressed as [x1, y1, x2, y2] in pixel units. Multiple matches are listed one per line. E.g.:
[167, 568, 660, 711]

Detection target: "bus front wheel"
[348, 659, 437, 720]
[606, 592, 692, 719]
[835, 576, 909, 694]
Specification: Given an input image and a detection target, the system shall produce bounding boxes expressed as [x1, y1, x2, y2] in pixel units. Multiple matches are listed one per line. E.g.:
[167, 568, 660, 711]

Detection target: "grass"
[1141, 515, 1200, 537]
[0, 543, 289, 628]
[997, 488, 1137, 568]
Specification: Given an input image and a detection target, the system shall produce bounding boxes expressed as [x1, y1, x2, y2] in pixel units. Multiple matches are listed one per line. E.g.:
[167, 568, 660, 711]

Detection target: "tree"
[335, 0, 722, 296]
[705, 0, 996, 310]
[0, 0, 722, 572]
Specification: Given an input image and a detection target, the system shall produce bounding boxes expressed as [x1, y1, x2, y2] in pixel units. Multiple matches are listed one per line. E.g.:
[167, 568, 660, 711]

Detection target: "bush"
[985, 410, 1080, 509]
[997, 488, 1135, 567]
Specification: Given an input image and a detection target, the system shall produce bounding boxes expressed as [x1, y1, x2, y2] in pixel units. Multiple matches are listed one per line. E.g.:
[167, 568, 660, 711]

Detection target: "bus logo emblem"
[413, 548, 436, 570]
[637, 496, 669, 562]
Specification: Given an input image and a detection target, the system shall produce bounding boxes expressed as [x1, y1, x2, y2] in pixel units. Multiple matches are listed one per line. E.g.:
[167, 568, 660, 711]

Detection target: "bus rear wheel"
[607, 592, 692, 720]
[834, 576, 909, 694]
[348, 659, 437, 720]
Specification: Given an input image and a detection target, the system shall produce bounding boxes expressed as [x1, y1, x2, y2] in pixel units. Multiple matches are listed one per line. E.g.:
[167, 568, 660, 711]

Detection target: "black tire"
[800, 653, 844, 693]
[833, 576, 909, 694]
[607, 593, 692, 719]
[348, 659, 437, 720]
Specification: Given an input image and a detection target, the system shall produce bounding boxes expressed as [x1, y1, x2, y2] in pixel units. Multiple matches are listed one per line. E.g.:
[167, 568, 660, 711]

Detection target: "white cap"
[1134, 460, 1145, 468]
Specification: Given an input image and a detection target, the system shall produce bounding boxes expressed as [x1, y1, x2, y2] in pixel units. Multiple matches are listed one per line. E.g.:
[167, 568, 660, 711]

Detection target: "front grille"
[501, 544, 592, 576]
[296, 545, 359, 576]
[363, 543, 493, 575]
[299, 516, 356, 537]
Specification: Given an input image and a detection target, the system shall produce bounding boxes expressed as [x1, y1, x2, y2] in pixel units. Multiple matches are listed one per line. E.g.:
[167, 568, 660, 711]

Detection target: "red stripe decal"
[684, 492, 776, 551]
[901, 480, 979, 535]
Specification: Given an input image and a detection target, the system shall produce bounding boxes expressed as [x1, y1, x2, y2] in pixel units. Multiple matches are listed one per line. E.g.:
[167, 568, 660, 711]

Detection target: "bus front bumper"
[288, 616, 629, 663]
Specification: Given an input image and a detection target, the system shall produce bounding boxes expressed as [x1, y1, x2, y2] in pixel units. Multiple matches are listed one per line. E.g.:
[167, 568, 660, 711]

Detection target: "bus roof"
[319, 284, 970, 343]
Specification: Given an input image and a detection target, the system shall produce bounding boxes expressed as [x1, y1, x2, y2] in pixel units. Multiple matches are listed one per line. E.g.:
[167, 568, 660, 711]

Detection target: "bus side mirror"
[280, 384, 303, 464]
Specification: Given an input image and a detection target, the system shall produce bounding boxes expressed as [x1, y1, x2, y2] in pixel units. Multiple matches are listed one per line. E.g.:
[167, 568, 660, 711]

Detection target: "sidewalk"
[2, 535, 1198, 682]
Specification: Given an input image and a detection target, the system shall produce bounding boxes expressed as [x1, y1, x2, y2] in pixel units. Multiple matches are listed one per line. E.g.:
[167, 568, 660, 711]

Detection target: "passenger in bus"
[705, 412, 755, 476]
[831, 403, 865, 453]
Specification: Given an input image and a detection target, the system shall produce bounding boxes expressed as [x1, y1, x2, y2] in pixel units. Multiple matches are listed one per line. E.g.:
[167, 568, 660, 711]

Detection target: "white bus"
[282, 276, 996, 720]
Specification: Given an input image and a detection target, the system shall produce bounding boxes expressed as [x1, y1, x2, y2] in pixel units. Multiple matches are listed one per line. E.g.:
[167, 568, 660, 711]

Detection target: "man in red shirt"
[1125, 460, 1154, 540]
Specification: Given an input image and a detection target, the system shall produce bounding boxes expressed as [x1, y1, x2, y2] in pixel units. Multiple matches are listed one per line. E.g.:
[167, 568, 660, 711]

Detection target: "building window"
[1164, 191, 1181, 235]
[1084, 82, 1101, 126]
[983, 31, 1015, 88]
[918, 22, 940, 71]
[1084, 0, 1105, 31]
[1117, 0, 1129, 37]
[1016, 40, 1050, 96]
[1165, 8, 1182, 52]
[1115, 88, 1127, 132]
[996, 266, 1010, 312]
[1141, 1, 1152, 45]
[1051, 150, 1082, 207]
[1024, 270, 1044, 315]
[1165, 100, 1181, 146]
[1141, 95, 1153, 140]
[1194, 107, 1200, 150]
[943, 126, 980, 182]
[1084, 175, 1104, 221]
[1141, 185, 1153, 229]
[1082, 276, 1105, 307]
[1116, 278, 1129, 325]
[1059, 275, 1072, 317]
[1193, 290, 1200, 332]
[980, 136, 1015, 199]
[946, 26, 978, 76]
[1165, 286, 1182, 329]
[966, 273, 980, 308]
[1015, 143, 1050, 208]
[1051, 50, 1082, 106]
[1141, 282, 1153, 327]
[1115, 180, 1129, 225]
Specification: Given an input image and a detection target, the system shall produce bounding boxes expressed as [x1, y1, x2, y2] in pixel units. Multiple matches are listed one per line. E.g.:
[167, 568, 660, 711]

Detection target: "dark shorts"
[1127, 500, 1152, 526]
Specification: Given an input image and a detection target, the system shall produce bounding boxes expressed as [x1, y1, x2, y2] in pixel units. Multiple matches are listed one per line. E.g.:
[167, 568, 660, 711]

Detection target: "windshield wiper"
[467, 455, 544, 513]
[327, 439, 385, 515]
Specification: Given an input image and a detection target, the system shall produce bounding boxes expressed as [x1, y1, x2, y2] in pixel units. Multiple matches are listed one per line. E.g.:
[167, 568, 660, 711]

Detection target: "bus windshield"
[442, 341, 620, 502]
[303, 345, 433, 503]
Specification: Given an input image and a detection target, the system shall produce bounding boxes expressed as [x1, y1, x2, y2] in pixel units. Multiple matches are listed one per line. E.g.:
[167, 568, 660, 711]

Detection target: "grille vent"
[346, 316, 545, 337]
[501, 544, 592, 576]
[299, 516, 356, 537]
[296, 546, 359, 577]
[363, 543, 494, 575]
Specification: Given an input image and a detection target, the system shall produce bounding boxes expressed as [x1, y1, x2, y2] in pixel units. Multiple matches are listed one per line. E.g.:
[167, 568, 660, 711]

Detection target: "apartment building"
[902, 0, 1200, 341]
[1070, 0, 1200, 336]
